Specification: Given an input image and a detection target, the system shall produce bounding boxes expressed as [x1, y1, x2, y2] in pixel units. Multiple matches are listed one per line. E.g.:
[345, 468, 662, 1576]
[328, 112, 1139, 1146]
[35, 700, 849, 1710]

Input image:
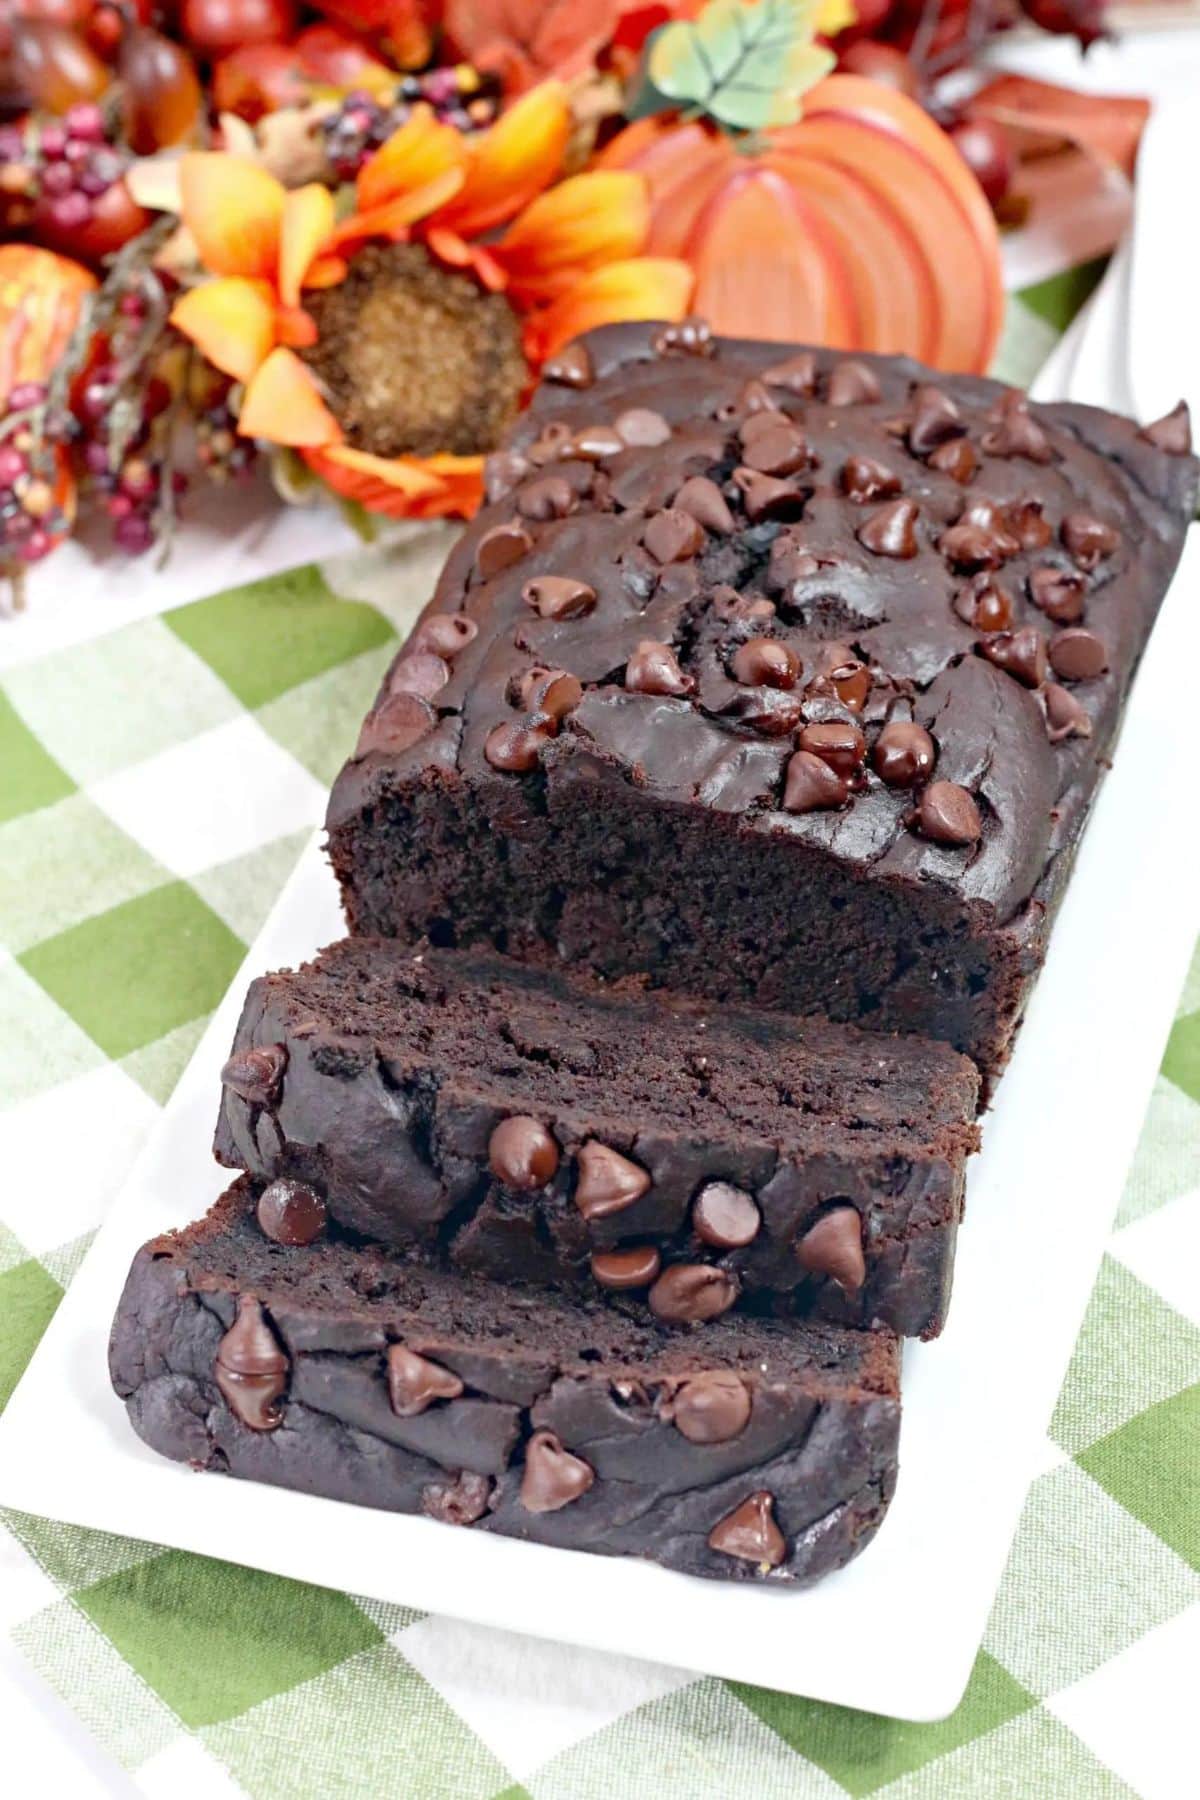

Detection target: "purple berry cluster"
[320, 66, 501, 185]
[0, 383, 65, 567]
[0, 103, 125, 239]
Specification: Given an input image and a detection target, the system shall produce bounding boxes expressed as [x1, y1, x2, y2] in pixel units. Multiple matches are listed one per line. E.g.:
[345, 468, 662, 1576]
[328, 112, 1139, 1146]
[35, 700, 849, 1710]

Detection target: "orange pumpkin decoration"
[599, 74, 1004, 374]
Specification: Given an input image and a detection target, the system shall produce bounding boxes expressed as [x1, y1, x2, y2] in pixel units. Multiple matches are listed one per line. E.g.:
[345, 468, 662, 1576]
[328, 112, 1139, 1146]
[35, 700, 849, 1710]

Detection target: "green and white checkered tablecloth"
[1, 279, 1197, 1798]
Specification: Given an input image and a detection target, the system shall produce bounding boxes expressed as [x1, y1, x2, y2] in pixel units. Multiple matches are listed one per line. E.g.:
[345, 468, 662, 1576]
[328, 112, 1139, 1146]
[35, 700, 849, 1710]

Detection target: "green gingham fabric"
[2, 279, 1197, 1799]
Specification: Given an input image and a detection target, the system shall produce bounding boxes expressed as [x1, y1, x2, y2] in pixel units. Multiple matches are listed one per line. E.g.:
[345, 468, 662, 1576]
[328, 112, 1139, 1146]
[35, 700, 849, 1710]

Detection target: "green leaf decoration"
[647, 0, 835, 132]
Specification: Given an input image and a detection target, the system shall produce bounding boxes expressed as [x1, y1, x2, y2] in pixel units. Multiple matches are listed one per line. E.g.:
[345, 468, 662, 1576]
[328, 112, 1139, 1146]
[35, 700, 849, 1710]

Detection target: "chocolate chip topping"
[1138, 400, 1191, 454]
[857, 499, 919, 559]
[670, 1371, 752, 1444]
[1044, 681, 1093, 743]
[483, 448, 531, 501]
[614, 406, 671, 447]
[1007, 498, 1053, 550]
[569, 423, 625, 460]
[517, 475, 576, 521]
[625, 639, 694, 697]
[841, 455, 901, 502]
[1028, 565, 1086, 624]
[708, 1490, 786, 1568]
[654, 315, 714, 357]
[811, 643, 872, 712]
[673, 474, 735, 534]
[731, 637, 800, 690]
[542, 342, 593, 388]
[574, 1142, 651, 1220]
[939, 509, 1017, 573]
[648, 1263, 739, 1323]
[954, 575, 1013, 633]
[977, 626, 1048, 689]
[928, 436, 978, 483]
[797, 720, 867, 778]
[590, 1245, 661, 1290]
[783, 749, 850, 812]
[732, 467, 806, 521]
[917, 780, 982, 846]
[907, 385, 965, 456]
[521, 575, 596, 620]
[873, 721, 935, 786]
[1062, 512, 1120, 569]
[692, 1181, 761, 1249]
[760, 351, 817, 394]
[257, 1179, 326, 1247]
[420, 1470, 493, 1525]
[1048, 627, 1108, 681]
[722, 683, 803, 737]
[484, 715, 553, 772]
[520, 667, 583, 720]
[387, 1344, 465, 1417]
[796, 1205, 866, 1293]
[356, 692, 437, 757]
[214, 1295, 288, 1431]
[740, 418, 810, 476]
[520, 1430, 595, 1512]
[488, 1115, 560, 1189]
[982, 390, 1053, 463]
[827, 360, 880, 406]
[414, 613, 478, 659]
[388, 651, 450, 701]
[643, 507, 706, 564]
[221, 1044, 287, 1107]
[475, 520, 533, 579]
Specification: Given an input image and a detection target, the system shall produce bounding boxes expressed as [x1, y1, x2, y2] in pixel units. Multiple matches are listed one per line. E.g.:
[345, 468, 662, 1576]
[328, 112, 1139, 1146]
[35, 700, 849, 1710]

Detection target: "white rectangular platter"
[2, 506, 1196, 1721]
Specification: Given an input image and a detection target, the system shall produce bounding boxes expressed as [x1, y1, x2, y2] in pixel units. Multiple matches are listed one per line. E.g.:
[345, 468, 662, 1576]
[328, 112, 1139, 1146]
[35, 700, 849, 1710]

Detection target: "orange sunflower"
[168, 83, 693, 518]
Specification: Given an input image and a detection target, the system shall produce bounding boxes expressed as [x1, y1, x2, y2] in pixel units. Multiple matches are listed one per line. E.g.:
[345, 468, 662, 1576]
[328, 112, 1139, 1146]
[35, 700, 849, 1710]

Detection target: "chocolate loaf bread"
[109, 1178, 900, 1584]
[214, 939, 979, 1338]
[327, 323, 1197, 1079]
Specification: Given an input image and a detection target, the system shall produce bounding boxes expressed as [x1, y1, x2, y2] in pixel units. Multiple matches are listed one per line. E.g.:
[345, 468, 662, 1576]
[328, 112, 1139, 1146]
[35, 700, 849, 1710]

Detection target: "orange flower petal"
[435, 80, 570, 240]
[238, 347, 342, 447]
[320, 445, 444, 496]
[309, 446, 484, 520]
[332, 166, 469, 255]
[527, 257, 693, 363]
[275, 304, 318, 349]
[278, 183, 335, 308]
[169, 277, 276, 384]
[179, 153, 285, 282]
[356, 104, 469, 214]
[425, 227, 509, 292]
[495, 171, 651, 304]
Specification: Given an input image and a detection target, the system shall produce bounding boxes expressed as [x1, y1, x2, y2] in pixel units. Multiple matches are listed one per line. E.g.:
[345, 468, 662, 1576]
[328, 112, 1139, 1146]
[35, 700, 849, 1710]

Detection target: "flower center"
[301, 243, 527, 460]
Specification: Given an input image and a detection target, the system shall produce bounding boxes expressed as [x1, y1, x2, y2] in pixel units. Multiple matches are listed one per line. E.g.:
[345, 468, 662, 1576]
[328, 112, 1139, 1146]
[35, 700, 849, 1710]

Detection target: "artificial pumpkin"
[0, 241, 96, 403]
[599, 73, 1005, 373]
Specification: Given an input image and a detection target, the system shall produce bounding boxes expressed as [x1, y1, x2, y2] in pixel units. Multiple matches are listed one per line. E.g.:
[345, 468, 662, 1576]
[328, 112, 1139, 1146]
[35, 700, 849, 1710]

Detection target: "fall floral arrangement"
[0, 0, 1136, 592]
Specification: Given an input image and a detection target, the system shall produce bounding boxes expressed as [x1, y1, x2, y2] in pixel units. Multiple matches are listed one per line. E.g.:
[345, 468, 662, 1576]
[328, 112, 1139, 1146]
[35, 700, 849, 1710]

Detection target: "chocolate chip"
[1007, 498, 1052, 550]
[841, 455, 900, 502]
[954, 574, 1013, 633]
[761, 351, 817, 394]
[590, 1245, 661, 1290]
[542, 342, 593, 387]
[356, 692, 437, 757]
[483, 449, 531, 501]
[858, 498, 919, 558]
[648, 1263, 738, 1323]
[257, 1179, 325, 1247]
[811, 642, 872, 712]
[978, 626, 1048, 689]
[723, 684, 803, 736]
[670, 1372, 751, 1444]
[982, 389, 1052, 462]
[917, 780, 982, 846]
[568, 424, 625, 460]
[521, 575, 597, 620]
[575, 1142, 650, 1220]
[387, 651, 450, 701]
[615, 406, 671, 448]
[387, 1344, 464, 1417]
[420, 1470, 493, 1525]
[827, 360, 880, 406]
[654, 314, 714, 356]
[520, 666, 583, 720]
[784, 749, 849, 812]
[1027, 564, 1085, 624]
[526, 421, 574, 465]
[520, 1430, 595, 1512]
[708, 1490, 786, 1568]
[475, 520, 534, 579]
[732, 467, 806, 521]
[1061, 512, 1120, 570]
[692, 1182, 761, 1249]
[643, 507, 705, 564]
[733, 378, 775, 417]
[928, 436, 978, 483]
[626, 639, 694, 697]
[1044, 681, 1093, 742]
[414, 613, 478, 659]
[907, 385, 965, 456]
[940, 521, 1008, 573]
[517, 475, 576, 521]
[1049, 627, 1107, 681]
[796, 1204, 865, 1292]
[488, 1115, 560, 1189]
[741, 419, 810, 476]
[1138, 399, 1192, 454]
[712, 584, 777, 623]
[672, 474, 734, 535]
[873, 720, 936, 786]
[730, 637, 800, 690]
[483, 715, 554, 772]
[214, 1296, 288, 1431]
[221, 1043, 286, 1106]
[797, 720, 866, 778]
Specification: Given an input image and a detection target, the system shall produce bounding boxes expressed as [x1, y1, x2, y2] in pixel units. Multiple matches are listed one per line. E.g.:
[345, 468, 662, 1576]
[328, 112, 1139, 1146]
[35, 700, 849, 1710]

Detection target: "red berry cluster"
[0, 384, 66, 566]
[321, 68, 501, 184]
[0, 102, 126, 240]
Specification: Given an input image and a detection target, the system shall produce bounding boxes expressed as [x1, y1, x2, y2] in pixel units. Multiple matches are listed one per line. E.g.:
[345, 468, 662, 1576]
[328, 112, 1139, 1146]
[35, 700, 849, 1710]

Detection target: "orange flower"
[169, 85, 692, 518]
